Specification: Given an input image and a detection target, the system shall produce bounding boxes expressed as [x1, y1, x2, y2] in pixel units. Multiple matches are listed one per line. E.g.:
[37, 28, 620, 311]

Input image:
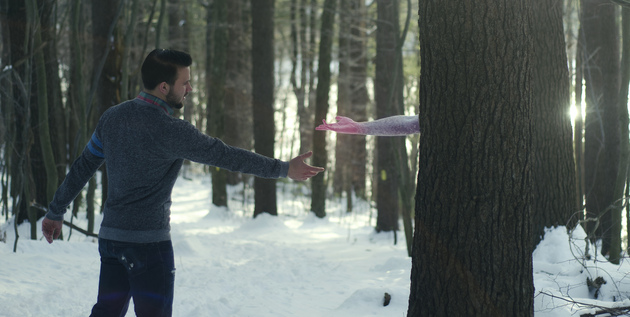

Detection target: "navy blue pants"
[89, 239, 175, 317]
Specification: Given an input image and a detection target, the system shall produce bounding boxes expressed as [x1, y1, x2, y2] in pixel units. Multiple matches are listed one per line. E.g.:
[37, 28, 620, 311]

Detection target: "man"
[41, 49, 324, 317]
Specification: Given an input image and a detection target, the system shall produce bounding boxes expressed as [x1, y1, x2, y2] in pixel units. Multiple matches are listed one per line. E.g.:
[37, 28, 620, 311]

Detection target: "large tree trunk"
[251, 0, 277, 217]
[581, 0, 621, 258]
[409, 1, 534, 315]
[310, 0, 337, 218]
[530, 0, 577, 248]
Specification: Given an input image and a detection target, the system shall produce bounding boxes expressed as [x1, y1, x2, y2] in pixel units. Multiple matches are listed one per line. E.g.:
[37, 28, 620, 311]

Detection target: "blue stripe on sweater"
[88, 133, 105, 158]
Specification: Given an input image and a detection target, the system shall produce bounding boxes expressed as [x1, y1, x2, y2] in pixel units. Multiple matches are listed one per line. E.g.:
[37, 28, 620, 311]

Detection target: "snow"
[2, 171, 630, 316]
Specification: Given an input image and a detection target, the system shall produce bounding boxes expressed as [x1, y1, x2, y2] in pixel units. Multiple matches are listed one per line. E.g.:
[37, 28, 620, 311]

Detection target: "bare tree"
[374, 0, 405, 232]
[311, 0, 337, 218]
[208, 0, 229, 207]
[581, 0, 621, 258]
[223, 0, 254, 185]
[290, 0, 315, 157]
[252, 0, 278, 216]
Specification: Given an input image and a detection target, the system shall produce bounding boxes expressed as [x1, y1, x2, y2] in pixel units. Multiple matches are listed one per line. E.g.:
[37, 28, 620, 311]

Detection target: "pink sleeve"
[316, 115, 419, 136]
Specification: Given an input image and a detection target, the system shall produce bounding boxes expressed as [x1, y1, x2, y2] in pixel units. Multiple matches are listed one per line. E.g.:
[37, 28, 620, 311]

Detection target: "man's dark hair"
[141, 49, 193, 90]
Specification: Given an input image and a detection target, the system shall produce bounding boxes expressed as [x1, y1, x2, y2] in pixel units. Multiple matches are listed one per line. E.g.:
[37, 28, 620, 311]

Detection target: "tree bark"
[611, 6, 630, 264]
[409, 1, 534, 315]
[209, 0, 228, 207]
[348, 0, 368, 199]
[374, 0, 404, 232]
[291, 0, 314, 157]
[6, 0, 36, 230]
[310, 0, 337, 218]
[530, 0, 577, 248]
[252, 0, 277, 217]
[581, 0, 621, 258]
[224, 0, 253, 186]
[334, 0, 352, 200]
[575, 24, 586, 222]
[91, 0, 123, 218]
[38, 0, 66, 185]
[27, 0, 58, 206]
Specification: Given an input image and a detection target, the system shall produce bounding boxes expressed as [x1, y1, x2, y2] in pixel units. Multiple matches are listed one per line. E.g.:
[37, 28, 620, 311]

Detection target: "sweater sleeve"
[166, 120, 289, 178]
[46, 133, 105, 221]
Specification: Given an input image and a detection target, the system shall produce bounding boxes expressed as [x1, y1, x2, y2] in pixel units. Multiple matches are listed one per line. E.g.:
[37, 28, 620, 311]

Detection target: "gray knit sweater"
[46, 92, 289, 243]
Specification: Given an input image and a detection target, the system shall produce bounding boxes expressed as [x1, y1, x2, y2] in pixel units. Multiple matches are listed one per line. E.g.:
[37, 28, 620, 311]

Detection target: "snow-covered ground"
[1, 171, 630, 316]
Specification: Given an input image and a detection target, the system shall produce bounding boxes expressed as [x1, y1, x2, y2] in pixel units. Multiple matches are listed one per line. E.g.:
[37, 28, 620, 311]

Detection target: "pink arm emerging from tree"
[315, 115, 420, 136]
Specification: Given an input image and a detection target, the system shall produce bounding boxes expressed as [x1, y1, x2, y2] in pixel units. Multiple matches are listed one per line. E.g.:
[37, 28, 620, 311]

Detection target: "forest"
[1, 0, 630, 315]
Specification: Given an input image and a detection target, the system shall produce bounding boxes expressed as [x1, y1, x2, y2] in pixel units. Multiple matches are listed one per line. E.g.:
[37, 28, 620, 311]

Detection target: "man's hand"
[42, 217, 62, 244]
[288, 151, 325, 181]
[315, 116, 362, 135]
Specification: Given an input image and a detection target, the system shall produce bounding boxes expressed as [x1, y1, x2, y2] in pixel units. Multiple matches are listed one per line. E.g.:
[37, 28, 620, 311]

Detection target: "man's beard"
[165, 91, 185, 110]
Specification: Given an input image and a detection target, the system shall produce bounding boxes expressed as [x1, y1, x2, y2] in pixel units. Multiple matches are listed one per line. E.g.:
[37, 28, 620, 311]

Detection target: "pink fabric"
[316, 115, 419, 136]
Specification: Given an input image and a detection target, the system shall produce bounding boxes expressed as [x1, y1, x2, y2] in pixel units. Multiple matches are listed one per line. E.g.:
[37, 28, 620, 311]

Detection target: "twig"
[538, 291, 630, 316]
[62, 220, 98, 238]
[30, 203, 98, 239]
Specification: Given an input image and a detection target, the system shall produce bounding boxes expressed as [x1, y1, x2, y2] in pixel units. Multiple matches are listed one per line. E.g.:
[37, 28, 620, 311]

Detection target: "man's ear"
[159, 82, 169, 95]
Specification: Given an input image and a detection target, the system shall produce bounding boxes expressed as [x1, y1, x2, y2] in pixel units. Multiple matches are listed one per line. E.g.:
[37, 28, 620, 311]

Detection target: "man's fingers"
[298, 151, 314, 160]
[43, 227, 54, 244]
[42, 218, 62, 244]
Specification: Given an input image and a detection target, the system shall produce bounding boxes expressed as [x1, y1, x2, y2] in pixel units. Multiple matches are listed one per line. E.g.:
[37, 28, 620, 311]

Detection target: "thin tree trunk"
[610, 6, 630, 264]
[348, 0, 368, 199]
[209, 0, 228, 207]
[575, 25, 586, 221]
[38, 0, 67, 185]
[374, 0, 404, 232]
[91, 0, 123, 218]
[581, 0, 621, 257]
[27, 0, 58, 206]
[121, 0, 139, 101]
[0, 0, 12, 223]
[68, 0, 87, 225]
[155, 0, 166, 48]
[334, 0, 351, 200]
[292, 0, 313, 157]
[224, 0, 252, 185]
[7, 0, 36, 233]
[310, 0, 337, 218]
[252, 0, 277, 217]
